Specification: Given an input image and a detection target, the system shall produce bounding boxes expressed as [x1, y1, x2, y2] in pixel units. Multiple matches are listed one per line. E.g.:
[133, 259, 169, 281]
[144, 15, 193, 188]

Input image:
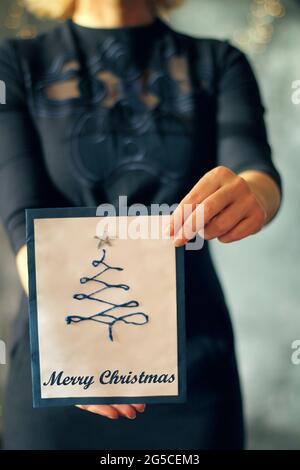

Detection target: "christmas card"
[26, 208, 186, 407]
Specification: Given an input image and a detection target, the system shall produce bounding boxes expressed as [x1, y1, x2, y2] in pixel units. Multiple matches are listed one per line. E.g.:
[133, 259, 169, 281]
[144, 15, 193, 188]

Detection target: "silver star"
[94, 232, 115, 249]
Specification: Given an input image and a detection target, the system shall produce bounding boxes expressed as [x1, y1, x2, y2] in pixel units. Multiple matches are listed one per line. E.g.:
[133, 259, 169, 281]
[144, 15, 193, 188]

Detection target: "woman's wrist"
[239, 170, 281, 224]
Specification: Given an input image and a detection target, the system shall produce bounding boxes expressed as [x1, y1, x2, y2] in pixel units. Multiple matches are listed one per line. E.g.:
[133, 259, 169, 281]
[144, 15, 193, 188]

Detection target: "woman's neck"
[73, 0, 155, 29]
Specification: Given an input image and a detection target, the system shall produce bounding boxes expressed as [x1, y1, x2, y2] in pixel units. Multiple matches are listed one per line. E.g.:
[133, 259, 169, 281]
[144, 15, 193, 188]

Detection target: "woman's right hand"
[76, 403, 146, 420]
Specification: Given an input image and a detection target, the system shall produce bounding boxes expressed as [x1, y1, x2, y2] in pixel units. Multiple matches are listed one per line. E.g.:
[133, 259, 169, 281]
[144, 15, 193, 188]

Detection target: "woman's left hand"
[168, 166, 281, 246]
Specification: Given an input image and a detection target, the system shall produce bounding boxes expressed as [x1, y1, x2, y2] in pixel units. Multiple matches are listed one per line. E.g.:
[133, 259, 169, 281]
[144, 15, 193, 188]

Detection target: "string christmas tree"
[65, 235, 149, 341]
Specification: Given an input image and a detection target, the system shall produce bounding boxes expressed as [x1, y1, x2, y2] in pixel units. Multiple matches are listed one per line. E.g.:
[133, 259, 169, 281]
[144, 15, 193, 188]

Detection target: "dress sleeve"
[0, 39, 62, 254]
[216, 42, 282, 192]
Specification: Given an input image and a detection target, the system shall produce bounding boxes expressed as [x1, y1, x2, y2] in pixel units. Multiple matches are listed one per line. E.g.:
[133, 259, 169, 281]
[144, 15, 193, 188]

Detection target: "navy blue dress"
[0, 17, 281, 449]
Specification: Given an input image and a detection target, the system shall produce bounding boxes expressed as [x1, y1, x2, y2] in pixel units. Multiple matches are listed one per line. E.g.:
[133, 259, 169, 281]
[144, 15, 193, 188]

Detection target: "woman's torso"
[20, 17, 219, 205]
[10, 17, 234, 342]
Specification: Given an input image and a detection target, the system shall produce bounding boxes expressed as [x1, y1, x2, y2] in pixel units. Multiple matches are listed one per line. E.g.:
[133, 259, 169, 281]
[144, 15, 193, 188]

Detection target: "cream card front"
[27, 209, 186, 406]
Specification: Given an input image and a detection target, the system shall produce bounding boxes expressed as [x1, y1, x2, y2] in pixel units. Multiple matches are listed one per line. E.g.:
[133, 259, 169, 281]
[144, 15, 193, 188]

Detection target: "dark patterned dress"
[0, 17, 281, 449]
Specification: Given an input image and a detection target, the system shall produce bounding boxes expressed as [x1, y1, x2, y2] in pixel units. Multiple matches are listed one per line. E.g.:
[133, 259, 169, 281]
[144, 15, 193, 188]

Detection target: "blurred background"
[0, 0, 299, 449]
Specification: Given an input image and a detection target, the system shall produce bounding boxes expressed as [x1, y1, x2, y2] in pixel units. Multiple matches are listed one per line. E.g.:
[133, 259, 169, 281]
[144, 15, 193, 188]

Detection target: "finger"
[111, 404, 137, 420]
[131, 404, 146, 413]
[170, 170, 223, 236]
[173, 203, 204, 247]
[204, 196, 251, 240]
[173, 185, 235, 246]
[218, 215, 262, 243]
[76, 404, 119, 420]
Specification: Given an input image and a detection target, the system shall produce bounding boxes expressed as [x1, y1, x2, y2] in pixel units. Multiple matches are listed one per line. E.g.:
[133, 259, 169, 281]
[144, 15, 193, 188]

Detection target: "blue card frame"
[26, 207, 186, 407]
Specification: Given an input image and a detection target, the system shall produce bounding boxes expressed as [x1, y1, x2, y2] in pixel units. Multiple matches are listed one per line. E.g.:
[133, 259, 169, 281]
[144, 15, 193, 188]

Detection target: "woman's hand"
[76, 403, 146, 420]
[168, 166, 281, 246]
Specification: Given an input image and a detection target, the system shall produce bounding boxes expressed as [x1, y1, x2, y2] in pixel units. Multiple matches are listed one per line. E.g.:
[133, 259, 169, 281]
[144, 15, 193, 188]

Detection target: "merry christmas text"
[42, 369, 176, 390]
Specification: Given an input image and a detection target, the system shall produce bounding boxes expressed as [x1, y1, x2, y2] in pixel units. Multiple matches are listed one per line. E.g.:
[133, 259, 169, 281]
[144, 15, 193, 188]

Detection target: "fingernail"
[128, 413, 136, 420]
[108, 414, 118, 420]
[136, 406, 145, 413]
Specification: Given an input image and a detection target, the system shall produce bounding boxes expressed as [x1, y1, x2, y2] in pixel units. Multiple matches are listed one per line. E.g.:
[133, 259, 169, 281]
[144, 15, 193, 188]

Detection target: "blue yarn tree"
[65, 241, 149, 342]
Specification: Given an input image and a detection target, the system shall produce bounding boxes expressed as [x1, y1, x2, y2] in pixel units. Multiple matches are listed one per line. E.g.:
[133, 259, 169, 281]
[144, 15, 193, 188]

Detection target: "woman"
[0, 0, 281, 450]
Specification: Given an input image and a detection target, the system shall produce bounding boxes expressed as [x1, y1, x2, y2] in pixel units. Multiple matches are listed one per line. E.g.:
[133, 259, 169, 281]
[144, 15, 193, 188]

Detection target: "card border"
[26, 207, 186, 407]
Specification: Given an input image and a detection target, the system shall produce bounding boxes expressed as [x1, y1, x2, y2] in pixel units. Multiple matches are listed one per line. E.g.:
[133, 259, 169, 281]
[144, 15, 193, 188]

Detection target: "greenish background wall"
[0, 0, 299, 449]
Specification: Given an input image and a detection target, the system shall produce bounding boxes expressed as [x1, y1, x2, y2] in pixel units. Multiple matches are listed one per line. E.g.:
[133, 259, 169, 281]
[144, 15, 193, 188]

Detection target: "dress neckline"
[68, 16, 169, 37]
